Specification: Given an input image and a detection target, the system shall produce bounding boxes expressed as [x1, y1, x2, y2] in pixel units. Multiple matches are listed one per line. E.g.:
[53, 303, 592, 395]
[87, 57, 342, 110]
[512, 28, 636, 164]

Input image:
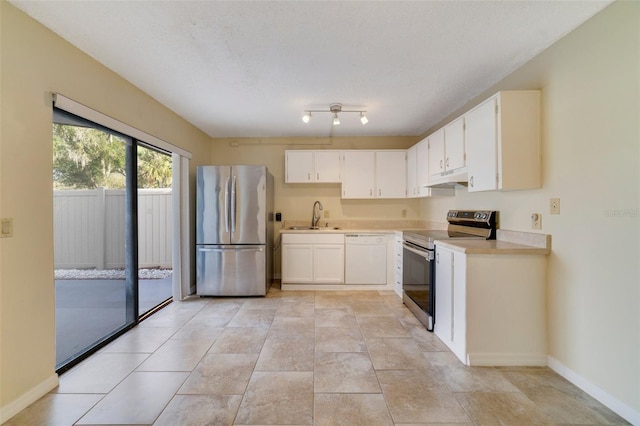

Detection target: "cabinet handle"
[439, 159, 443, 170]
[469, 176, 474, 187]
[436, 252, 440, 264]
[446, 157, 449, 168]
[307, 173, 311, 181]
[370, 189, 373, 196]
[378, 189, 381, 196]
[316, 173, 320, 180]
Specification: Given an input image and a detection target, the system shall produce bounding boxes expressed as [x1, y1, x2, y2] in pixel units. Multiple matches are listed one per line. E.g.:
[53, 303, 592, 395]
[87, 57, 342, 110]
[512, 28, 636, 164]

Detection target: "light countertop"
[434, 239, 550, 255]
[278, 222, 551, 255]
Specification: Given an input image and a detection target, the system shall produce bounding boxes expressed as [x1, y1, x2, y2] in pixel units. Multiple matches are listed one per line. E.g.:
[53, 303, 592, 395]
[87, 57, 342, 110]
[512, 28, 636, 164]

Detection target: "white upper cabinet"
[313, 151, 342, 182]
[444, 117, 466, 171]
[428, 117, 466, 184]
[466, 91, 541, 192]
[285, 151, 314, 183]
[416, 139, 430, 188]
[408, 139, 455, 198]
[428, 128, 445, 179]
[376, 150, 406, 198]
[342, 151, 376, 198]
[285, 150, 341, 183]
[342, 150, 406, 199]
[406, 145, 418, 197]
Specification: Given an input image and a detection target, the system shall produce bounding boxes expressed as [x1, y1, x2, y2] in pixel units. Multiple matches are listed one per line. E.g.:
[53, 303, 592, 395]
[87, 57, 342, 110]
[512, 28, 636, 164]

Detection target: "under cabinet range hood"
[427, 167, 468, 187]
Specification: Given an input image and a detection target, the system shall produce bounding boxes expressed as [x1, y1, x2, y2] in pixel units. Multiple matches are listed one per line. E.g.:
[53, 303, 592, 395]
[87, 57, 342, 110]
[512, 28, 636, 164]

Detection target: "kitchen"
[1, 1, 639, 425]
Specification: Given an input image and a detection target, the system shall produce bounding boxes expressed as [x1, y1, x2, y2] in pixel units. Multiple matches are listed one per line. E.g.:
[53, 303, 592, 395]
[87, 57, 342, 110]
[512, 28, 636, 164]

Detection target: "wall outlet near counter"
[550, 198, 560, 214]
[323, 210, 330, 218]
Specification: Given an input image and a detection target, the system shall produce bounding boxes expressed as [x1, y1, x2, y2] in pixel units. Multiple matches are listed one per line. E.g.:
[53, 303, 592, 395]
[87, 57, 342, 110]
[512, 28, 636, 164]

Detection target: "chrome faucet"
[311, 200, 323, 228]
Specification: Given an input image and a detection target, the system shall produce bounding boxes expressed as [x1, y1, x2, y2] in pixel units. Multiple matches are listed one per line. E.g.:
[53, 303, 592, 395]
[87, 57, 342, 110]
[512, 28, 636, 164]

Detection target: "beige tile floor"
[6, 287, 629, 425]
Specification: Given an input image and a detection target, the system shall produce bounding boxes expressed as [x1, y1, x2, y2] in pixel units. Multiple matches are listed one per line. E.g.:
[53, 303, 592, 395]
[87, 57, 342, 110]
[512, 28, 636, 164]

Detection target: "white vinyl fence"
[53, 188, 172, 269]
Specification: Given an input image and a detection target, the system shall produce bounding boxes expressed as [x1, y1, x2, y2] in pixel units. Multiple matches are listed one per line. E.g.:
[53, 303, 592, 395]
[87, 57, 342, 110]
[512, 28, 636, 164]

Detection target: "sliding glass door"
[53, 109, 136, 369]
[53, 110, 176, 371]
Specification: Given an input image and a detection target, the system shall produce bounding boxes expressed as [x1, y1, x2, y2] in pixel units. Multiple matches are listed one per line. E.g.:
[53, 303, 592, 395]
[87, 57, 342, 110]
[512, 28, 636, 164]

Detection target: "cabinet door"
[416, 139, 429, 188]
[428, 128, 445, 179]
[451, 251, 467, 360]
[376, 151, 406, 198]
[285, 151, 314, 183]
[314, 151, 342, 183]
[434, 247, 454, 345]
[444, 117, 465, 171]
[281, 244, 313, 283]
[466, 97, 498, 192]
[406, 145, 417, 198]
[313, 245, 344, 283]
[342, 151, 375, 198]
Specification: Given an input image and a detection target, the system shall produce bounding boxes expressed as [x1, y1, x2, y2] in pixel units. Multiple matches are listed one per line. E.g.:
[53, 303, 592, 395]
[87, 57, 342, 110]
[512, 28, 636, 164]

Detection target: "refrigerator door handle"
[230, 175, 237, 234]
[198, 246, 264, 253]
[224, 177, 231, 233]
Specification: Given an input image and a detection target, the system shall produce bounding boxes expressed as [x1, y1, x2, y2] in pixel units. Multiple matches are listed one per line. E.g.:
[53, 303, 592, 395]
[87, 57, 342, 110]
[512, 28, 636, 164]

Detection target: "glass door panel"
[137, 144, 173, 316]
[53, 109, 136, 370]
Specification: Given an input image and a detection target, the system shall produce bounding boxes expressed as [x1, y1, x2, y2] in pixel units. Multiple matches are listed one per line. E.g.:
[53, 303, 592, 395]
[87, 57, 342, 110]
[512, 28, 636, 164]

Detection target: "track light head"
[360, 112, 368, 125]
[302, 112, 311, 123]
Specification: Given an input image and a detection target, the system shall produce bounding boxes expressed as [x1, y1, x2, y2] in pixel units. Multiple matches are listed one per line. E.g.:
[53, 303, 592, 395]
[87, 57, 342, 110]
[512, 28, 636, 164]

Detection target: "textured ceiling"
[11, 0, 612, 138]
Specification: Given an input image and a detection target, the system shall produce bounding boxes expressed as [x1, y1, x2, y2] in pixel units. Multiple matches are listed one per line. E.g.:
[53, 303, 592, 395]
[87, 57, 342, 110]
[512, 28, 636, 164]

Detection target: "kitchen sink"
[287, 226, 341, 231]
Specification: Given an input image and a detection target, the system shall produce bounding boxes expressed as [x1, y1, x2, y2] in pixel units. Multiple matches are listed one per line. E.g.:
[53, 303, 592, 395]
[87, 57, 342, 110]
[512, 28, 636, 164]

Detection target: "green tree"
[53, 124, 126, 189]
[53, 124, 172, 189]
[137, 147, 172, 188]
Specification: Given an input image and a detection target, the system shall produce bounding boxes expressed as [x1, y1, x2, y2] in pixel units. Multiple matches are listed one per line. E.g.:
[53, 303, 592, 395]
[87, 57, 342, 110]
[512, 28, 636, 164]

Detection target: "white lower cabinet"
[281, 233, 344, 284]
[434, 245, 547, 366]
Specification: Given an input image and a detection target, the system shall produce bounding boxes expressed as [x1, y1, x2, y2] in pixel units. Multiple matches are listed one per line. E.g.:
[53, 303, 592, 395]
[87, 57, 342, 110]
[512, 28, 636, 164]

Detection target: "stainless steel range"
[402, 210, 497, 331]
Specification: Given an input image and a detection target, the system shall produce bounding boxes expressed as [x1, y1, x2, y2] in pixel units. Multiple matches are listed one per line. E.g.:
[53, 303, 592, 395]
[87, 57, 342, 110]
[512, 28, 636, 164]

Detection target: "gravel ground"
[55, 268, 173, 280]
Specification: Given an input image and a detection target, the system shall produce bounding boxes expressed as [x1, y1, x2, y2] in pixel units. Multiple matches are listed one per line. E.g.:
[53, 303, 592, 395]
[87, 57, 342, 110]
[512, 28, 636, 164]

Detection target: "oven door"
[402, 241, 435, 331]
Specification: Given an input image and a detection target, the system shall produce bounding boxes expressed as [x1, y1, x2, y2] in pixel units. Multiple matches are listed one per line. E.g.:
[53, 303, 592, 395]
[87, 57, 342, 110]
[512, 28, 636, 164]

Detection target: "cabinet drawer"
[282, 233, 344, 245]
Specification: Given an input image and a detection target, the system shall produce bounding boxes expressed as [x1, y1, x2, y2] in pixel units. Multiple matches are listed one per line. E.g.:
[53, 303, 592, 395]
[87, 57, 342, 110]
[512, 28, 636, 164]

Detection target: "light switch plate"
[324, 210, 330, 218]
[550, 198, 560, 215]
[1, 218, 13, 238]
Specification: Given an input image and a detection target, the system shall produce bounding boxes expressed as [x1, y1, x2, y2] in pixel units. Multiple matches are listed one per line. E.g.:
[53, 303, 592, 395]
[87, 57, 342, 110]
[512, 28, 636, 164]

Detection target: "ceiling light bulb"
[333, 113, 340, 126]
[302, 112, 311, 123]
[360, 113, 368, 125]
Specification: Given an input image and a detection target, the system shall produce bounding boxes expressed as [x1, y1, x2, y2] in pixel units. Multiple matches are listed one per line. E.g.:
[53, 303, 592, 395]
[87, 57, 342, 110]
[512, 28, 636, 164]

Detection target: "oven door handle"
[402, 243, 434, 261]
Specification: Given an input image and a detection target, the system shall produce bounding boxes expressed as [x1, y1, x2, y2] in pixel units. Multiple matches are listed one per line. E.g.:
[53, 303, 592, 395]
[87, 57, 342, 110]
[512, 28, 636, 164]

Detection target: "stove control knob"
[481, 213, 488, 220]
[474, 212, 481, 219]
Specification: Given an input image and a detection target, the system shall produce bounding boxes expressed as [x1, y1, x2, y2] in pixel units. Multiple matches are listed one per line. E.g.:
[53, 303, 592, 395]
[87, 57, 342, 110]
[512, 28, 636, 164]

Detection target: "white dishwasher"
[345, 234, 387, 285]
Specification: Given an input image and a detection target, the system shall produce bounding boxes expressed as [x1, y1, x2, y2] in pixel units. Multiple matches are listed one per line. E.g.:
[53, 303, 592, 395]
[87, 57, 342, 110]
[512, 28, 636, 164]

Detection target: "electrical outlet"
[550, 198, 560, 215]
[531, 213, 542, 230]
[323, 210, 330, 218]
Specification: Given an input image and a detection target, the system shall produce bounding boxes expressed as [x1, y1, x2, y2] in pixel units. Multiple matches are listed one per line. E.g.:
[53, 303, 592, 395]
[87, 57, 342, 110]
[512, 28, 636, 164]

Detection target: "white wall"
[420, 1, 639, 417]
[0, 2, 211, 418]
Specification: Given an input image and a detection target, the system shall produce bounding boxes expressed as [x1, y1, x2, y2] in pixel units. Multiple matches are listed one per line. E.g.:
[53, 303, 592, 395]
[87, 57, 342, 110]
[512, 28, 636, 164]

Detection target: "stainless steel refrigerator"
[196, 165, 274, 296]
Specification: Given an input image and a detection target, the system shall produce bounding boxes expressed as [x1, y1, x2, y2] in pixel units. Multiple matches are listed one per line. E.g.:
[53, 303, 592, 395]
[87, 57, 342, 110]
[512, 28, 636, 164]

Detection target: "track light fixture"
[302, 103, 368, 126]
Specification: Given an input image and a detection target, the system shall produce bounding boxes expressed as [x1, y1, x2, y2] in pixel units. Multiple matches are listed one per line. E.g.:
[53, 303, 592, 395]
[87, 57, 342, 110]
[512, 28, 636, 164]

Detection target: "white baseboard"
[467, 352, 547, 367]
[547, 356, 639, 425]
[0, 374, 59, 424]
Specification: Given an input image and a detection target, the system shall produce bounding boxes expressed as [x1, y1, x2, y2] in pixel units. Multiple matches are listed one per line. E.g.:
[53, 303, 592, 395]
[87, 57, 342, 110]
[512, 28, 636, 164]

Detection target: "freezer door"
[231, 166, 267, 245]
[196, 245, 267, 296]
[197, 166, 231, 245]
